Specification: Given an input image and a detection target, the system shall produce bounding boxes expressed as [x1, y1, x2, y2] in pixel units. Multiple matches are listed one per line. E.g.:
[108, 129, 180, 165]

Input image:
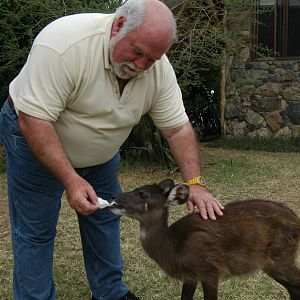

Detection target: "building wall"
[225, 38, 300, 139]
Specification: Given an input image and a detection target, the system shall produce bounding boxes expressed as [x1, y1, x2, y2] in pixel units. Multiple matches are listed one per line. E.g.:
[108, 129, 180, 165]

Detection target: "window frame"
[252, 0, 300, 61]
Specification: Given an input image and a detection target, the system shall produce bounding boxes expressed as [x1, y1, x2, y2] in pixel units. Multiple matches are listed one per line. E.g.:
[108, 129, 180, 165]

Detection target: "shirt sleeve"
[148, 56, 189, 129]
[11, 45, 74, 122]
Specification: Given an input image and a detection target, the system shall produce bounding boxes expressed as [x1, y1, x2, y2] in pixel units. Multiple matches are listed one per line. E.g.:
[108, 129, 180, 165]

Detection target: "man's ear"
[111, 16, 126, 37]
[166, 184, 189, 206]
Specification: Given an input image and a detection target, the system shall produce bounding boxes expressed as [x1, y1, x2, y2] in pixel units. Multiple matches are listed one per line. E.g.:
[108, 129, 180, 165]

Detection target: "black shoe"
[91, 291, 140, 300]
[118, 291, 140, 300]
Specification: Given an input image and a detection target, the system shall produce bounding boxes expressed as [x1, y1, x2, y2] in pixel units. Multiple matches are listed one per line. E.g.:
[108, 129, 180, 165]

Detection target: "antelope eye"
[139, 191, 148, 198]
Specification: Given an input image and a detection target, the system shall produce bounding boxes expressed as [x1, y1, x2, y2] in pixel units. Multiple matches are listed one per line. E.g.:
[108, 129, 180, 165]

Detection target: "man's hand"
[64, 174, 99, 215]
[19, 112, 99, 215]
[161, 122, 224, 220]
[187, 184, 224, 220]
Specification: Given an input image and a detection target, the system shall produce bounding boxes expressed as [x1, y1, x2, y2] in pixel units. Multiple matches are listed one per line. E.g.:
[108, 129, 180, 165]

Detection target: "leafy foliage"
[120, 115, 175, 167]
[0, 0, 122, 106]
[168, 1, 224, 97]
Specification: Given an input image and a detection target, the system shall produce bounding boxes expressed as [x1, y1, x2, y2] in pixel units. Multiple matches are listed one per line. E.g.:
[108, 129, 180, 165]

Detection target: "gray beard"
[109, 35, 142, 79]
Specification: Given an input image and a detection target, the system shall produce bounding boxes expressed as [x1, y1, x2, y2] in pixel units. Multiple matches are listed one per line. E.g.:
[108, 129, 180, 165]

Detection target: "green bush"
[0, 0, 122, 106]
[167, 0, 226, 106]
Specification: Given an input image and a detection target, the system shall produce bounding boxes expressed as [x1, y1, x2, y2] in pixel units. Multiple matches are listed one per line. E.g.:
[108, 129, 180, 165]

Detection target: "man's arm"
[18, 111, 99, 214]
[161, 121, 224, 220]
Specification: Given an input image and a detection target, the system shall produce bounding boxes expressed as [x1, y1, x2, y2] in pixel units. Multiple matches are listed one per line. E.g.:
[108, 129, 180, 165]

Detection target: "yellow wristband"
[186, 176, 207, 187]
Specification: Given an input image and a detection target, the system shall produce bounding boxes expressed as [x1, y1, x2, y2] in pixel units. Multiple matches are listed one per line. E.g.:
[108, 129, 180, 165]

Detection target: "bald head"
[115, 0, 177, 47]
[110, 0, 177, 79]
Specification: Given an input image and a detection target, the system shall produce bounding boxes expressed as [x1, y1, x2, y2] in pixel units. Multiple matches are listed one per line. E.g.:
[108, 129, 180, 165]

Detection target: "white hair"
[115, 0, 145, 40]
[115, 0, 177, 43]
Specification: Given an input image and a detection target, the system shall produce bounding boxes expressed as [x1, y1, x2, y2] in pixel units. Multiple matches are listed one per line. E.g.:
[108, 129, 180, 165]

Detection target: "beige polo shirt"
[9, 13, 188, 168]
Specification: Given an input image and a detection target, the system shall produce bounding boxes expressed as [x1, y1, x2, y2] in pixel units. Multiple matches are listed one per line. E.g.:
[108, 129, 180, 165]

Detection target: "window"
[254, 0, 300, 59]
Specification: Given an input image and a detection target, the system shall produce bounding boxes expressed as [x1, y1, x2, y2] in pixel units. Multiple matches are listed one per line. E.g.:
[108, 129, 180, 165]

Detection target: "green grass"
[1, 145, 300, 299]
[212, 136, 300, 153]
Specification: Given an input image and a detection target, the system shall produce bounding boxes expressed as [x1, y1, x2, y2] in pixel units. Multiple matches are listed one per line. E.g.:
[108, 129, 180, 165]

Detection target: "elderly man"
[0, 0, 224, 299]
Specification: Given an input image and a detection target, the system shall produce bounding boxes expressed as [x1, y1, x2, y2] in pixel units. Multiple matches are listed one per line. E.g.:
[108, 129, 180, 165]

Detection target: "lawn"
[0, 144, 300, 299]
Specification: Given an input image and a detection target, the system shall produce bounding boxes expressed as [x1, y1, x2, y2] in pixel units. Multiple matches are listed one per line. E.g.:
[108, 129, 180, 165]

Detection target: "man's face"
[109, 17, 172, 80]
[109, 32, 144, 80]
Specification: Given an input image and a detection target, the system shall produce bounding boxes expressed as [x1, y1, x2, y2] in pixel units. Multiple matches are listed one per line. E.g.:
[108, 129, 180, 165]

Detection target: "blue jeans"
[0, 100, 128, 300]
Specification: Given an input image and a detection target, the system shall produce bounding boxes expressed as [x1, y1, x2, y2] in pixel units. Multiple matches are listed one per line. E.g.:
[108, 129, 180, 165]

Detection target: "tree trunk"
[220, 51, 227, 136]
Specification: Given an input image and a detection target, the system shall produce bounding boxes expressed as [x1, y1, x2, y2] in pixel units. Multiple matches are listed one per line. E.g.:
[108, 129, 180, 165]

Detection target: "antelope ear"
[158, 178, 175, 194]
[166, 183, 189, 206]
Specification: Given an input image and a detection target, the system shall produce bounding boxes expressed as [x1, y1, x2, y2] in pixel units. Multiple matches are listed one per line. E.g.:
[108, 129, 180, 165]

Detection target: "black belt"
[8, 95, 14, 108]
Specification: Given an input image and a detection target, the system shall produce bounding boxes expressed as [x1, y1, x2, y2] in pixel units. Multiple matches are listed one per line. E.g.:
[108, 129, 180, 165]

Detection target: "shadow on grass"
[211, 136, 300, 153]
[0, 144, 6, 174]
[0, 158, 6, 174]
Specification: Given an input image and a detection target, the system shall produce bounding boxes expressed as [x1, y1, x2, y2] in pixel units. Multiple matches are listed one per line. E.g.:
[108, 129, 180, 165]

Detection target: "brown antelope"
[109, 178, 300, 300]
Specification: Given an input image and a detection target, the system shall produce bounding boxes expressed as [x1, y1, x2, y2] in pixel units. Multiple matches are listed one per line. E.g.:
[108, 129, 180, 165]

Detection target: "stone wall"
[225, 50, 300, 139]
